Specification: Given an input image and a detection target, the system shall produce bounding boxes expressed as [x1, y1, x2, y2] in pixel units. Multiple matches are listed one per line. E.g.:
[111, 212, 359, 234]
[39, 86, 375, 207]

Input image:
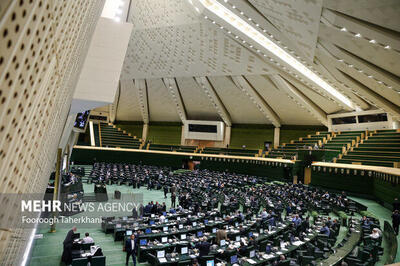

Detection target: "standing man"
[171, 192, 176, 208]
[61, 226, 77, 264]
[163, 185, 169, 199]
[392, 210, 400, 235]
[125, 234, 138, 266]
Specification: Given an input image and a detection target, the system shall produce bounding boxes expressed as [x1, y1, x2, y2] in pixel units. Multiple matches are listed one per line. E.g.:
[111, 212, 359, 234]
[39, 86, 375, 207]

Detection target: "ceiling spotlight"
[340, 27, 347, 32]
[378, 81, 383, 84]
[256, 24, 259, 26]
[348, 64, 353, 67]
[224, 0, 228, 2]
[204, 16, 208, 19]
[358, 70, 363, 73]
[240, 11, 244, 15]
[248, 18, 252, 21]
[227, 31, 231, 34]
[369, 39, 376, 44]
[114, 17, 121, 22]
[368, 75, 373, 78]
[220, 26, 223, 29]
[384, 45, 391, 49]
[355, 33, 362, 38]
[212, 21, 216, 24]
[232, 5, 235, 8]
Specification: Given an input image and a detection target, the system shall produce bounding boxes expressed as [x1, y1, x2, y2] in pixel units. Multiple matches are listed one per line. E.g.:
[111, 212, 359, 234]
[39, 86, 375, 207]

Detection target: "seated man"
[320, 223, 330, 237]
[82, 232, 94, 244]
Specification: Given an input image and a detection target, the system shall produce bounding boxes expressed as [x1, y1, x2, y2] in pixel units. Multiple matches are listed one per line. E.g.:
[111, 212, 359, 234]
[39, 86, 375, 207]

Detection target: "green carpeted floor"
[28, 183, 400, 265]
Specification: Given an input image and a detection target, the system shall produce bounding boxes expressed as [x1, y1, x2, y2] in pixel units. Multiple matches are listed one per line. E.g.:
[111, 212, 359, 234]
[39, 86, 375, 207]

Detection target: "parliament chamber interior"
[0, 0, 400, 266]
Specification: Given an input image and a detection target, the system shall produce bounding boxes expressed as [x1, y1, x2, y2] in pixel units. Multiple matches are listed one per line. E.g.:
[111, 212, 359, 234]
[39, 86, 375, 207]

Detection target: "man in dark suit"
[195, 237, 211, 257]
[61, 226, 77, 264]
[392, 210, 400, 235]
[125, 234, 138, 266]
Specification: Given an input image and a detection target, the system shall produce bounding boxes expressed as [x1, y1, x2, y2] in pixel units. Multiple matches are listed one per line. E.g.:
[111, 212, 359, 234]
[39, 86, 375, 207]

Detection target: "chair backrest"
[177, 259, 192, 265]
[91, 256, 106, 266]
[81, 242, 94, 251]
[71, 257, 88, 266]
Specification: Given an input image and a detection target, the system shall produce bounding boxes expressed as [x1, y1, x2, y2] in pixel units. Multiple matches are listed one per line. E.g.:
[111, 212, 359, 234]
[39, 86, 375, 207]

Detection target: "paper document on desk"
[159, 258, 167, 263]
[263, 254, 274, 259]
[247, 259, 257, 264]
[292, 241, 304, 246]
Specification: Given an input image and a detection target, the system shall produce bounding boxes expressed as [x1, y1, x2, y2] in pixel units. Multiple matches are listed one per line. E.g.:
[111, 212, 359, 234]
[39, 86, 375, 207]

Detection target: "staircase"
[99, 123, 143, 149]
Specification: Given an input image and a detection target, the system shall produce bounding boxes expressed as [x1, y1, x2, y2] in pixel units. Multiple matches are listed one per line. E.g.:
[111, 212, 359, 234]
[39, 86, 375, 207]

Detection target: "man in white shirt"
[159, 215, 165, 224]
[370, 228, 382, 239]
[82, 232, 94, 244]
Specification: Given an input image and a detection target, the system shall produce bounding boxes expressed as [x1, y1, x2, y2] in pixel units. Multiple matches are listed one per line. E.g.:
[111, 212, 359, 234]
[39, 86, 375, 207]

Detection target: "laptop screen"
[181, 247, 188, 255]
[181, 234, 186, 240]
[230, 255, 238, 264]
[157, 250, 165, 258]
[126, 230, 132, 236]
[206, 260, 214, 266]
[197, 231, 203, 237]
[161, 237, 167, 243]
[140, 239, 147, 246]
[250, 250, 255, 258]
[145, 228, 151, 234]
[220, 239, 226, 246]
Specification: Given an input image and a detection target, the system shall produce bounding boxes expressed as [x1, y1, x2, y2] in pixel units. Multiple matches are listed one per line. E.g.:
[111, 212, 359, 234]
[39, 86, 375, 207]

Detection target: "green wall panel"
[230, 125, 274, 149]
[280, 126, 327, 144]
[148, 124, 182, 145]
[115, 122, 143, 138]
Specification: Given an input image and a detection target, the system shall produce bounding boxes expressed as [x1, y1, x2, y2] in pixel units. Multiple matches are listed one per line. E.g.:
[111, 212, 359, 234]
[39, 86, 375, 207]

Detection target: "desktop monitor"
[116, 224, 122, 228]
[157, 250, 165, 258]
[151, 214, 155, 218]
[126, 230, 132, 236]
[249, 232, 253, 238]
[250, 250, 255, 258]
[161, 237, 168, 243]
[235, 222, 239, 227]
[179, 224, 184, 229]
[149, 220, 155, 225]
[230, 255, 238, 264]
[123, 216, 127, 221]
[192, 222, 197, 227]
[235, 235, 240, 242]
[140, 239, 147, 246]
[197, 231, 203, 237]
[260, 229, 264, 234]
[145, 228, 152, 234]
[220, 239, 226, 247]
[181, 247, 188, 255]
[163, 212, 167, 216]
[266, 245, 272, 254]
[163, 226, 168, 232]
[206, 260, 215, 266]
[165, 219, 169, 223]
[181, 234, 186, 240]
[212, 228, 217, 233]
[177, 217, 181, 221]
[204, 219, 209, 224]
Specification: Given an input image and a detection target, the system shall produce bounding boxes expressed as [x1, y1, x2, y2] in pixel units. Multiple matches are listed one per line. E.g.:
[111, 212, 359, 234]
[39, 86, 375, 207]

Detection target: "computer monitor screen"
[197, 231, 203, 237]
[204, 219, 208, 224]
[157, 250, 165, 258]
[249, 232, 253, 237]
[250, 250, 255, 258]
[161, 237, 167, 243]
[212, 228, 217, 233]
[177, 217, 181, 221]
[163, 212, 167, 216]
[266, 245, 272, 254]
[181, 247, 188, 255]
[151, 214, 155, 218]
[220, 240, 226, 247]
[149, 220, 155, 225]
[123, 216, 127, 221]
[260, 229, 264, 234]
[230, 255, 238, 264]
[206, 260, 215, 266]
[116, 224, 122, 228]
[163, 226, 168, 232]
[192, 222, 197, 227]
[179, 224, 183, 229]
[165, 219, 169, 223]
[236, 235, 240, 242]
[140, 239, 147, 246]
[235, 222, 239, 227]
[145, 228, 151, 234]
[73, 110, 90, 132]
[181, 234, 186, 240]
[126, 230, 132, 236]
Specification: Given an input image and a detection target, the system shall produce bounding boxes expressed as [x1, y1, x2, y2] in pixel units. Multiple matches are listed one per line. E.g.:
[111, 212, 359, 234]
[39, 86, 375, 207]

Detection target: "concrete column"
[89, 121, 95, 146]
[181, 125, 185, 145]
[274, 127, 280, 148]
[224, 126, 231, 148]
[142, 123, 149, 141]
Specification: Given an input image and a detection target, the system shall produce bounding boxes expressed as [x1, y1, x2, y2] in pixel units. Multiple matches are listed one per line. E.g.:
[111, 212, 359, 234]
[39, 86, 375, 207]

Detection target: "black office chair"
[278, 259, 291, 266]
[71, 257, 88, 266]
[81, 242, 94, 251]
[177, 259, 192, 265]
[91, 256, 106, 266]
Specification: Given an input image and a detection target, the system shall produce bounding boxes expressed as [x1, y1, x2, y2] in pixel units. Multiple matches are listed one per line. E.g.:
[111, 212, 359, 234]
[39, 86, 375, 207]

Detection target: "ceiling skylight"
[194, 0, 355, 109]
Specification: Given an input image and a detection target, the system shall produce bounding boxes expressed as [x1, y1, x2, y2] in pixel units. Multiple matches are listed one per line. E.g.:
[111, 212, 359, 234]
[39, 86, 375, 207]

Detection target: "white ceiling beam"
[194, 77, 232, 126]
[231, 75, 281, 127]
[162, 78, 187, 122]
[134, 79, 149, 124]
[269, 75, 328, 126]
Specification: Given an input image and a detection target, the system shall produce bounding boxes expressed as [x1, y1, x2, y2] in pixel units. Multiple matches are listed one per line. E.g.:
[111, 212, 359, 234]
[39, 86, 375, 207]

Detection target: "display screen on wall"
[332, 116, 356, 125]
[188, 124, 217, 133]
[358, 113, 387, 123]
[73, 110, 90, 131]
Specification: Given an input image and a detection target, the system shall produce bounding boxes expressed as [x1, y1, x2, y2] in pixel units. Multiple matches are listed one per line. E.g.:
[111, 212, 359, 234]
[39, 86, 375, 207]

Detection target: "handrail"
[73, 145, 295, 164]
[312, 161, 400, 177]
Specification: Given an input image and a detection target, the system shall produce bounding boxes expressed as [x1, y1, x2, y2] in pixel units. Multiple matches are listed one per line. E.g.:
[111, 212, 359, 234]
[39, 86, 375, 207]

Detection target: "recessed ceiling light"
[369, 39, 376, 44]
[384, 45, 391, 49]
[340, 27, 347, 32]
